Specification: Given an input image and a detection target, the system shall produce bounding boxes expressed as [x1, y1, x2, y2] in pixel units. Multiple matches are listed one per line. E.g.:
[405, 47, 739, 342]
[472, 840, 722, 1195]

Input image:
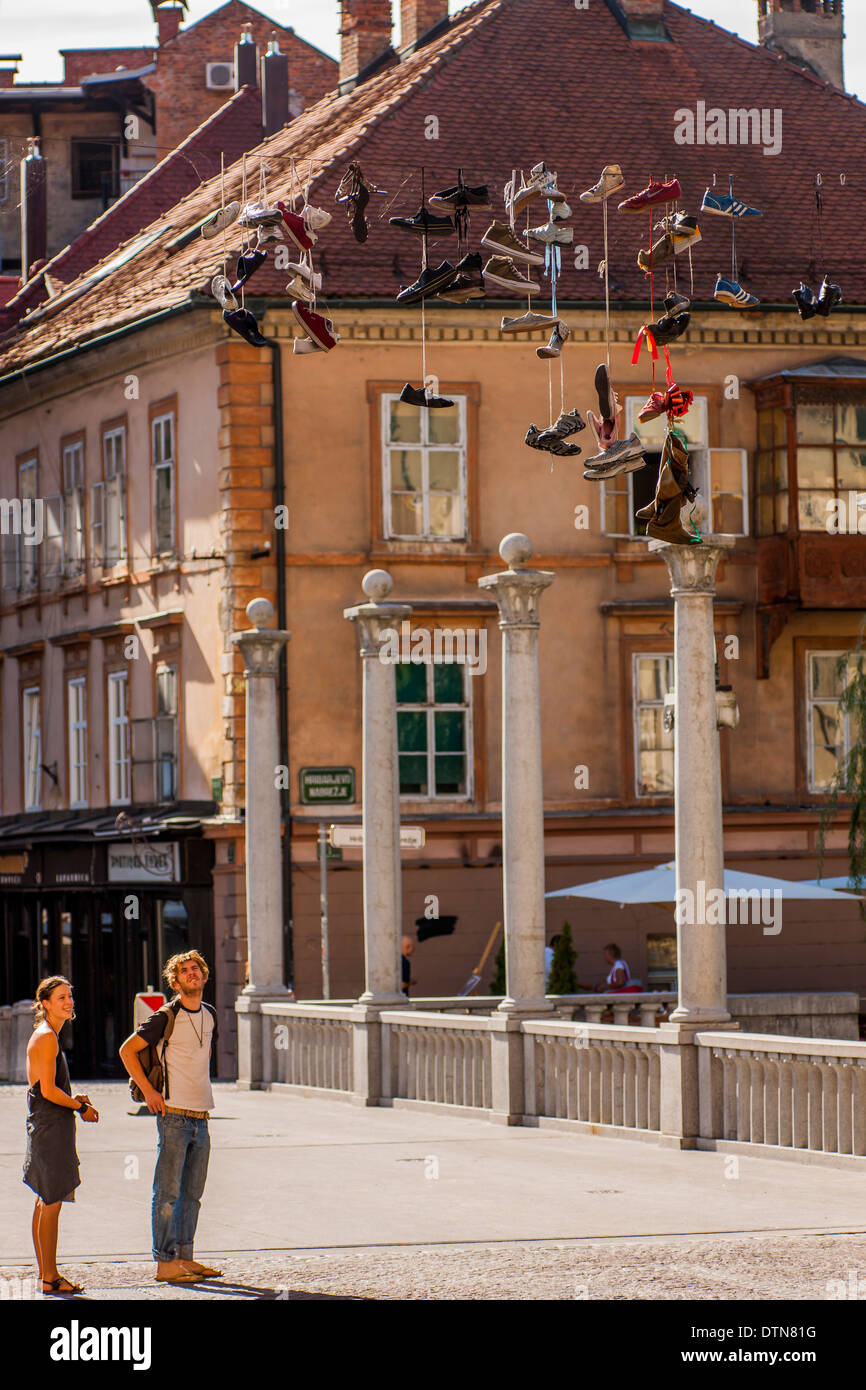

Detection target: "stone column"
[344, 570, 411, 1007]
[232, 598, 291, 997]
[650, 537, 735, 1026]
[479, 534, 555, 1016]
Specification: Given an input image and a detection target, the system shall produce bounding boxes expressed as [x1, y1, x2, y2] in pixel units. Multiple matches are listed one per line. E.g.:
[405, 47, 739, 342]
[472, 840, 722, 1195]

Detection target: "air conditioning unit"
[206, 61, 234, 90]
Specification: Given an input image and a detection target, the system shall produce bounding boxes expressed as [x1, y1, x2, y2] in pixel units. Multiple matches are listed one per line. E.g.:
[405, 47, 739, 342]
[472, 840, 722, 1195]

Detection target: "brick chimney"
[400, 0, 448, 49]
[0, 68, 16, 88]
[235, 22, 258, 90]
[261, 36, 289, 138]
[339, 0, 392, 86]
[758, 0, 844, 91]
[155, 3, 184, 46]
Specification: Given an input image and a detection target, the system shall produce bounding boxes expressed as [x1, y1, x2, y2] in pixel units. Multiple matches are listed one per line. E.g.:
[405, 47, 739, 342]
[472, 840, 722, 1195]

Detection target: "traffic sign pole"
[319, 823, 330, 1000]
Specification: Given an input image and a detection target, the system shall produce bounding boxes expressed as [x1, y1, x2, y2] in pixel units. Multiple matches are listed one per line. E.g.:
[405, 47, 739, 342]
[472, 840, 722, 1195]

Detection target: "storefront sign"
[107, 841, 180, 883]
[300, 767, 356, 804]
[0, 852, 27, 885]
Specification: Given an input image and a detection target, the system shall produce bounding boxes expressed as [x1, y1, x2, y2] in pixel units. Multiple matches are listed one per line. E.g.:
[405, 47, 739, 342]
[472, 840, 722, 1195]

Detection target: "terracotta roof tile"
[3, 0, 866, 376]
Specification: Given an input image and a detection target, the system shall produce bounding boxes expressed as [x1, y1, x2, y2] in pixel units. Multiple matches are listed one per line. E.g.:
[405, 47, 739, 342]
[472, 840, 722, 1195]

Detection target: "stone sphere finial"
[246, 597, 275, 629]
[499, 532, 533, 570]
[362, 568, 394, 602]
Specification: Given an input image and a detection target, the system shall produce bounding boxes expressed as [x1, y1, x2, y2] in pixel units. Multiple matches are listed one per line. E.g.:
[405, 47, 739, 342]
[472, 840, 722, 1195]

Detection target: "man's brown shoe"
[481, 220, 544, 264]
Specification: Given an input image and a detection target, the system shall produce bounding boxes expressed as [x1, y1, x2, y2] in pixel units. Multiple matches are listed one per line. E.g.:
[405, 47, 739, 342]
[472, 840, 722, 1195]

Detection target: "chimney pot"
[339, 0, 392, 86]
[400, 1, 448, 50]
[261, 37, 289, 137]
[156, 3, 184, 46]
[235, 23, 258, 90]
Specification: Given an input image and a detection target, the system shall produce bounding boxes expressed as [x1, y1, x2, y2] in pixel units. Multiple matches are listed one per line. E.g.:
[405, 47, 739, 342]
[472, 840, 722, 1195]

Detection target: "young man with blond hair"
[119, 950, 221, 1285]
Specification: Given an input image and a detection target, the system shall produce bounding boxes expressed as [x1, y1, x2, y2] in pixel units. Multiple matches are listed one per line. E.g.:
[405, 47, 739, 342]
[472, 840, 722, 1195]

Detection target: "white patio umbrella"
[546, 861, 845, 905]
[801, 876, 864, 894]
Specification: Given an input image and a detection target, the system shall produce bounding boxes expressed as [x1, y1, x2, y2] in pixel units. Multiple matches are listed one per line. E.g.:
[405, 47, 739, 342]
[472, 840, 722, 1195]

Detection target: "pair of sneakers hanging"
[583, 364, 646, 481]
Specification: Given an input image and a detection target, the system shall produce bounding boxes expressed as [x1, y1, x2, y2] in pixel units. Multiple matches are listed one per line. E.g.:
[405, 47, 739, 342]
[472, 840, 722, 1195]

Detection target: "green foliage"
[817, 622, 866, 918]
[547, 921, 578, 995]
[489, 940, 506, 995]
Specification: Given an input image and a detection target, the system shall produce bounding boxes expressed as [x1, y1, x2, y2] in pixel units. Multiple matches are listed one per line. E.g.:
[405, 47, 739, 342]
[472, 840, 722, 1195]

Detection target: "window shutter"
[42, 495, 63, 580]
[90, 481, 104, 566]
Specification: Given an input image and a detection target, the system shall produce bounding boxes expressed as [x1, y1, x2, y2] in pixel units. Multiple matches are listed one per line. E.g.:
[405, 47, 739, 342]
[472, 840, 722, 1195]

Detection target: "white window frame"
[108, 669, 131, 805]
[61, 441, 85, 578]
[381, 393, 468, 541]
[23, 686, 41, 812]
[152, 412, 176, 557]
[67, 676, 88, 808]
[155, 663, 179, 802]
[633, 653, 674, 799]
[396, 659, 473, 802]
[806, 649, 858, 793]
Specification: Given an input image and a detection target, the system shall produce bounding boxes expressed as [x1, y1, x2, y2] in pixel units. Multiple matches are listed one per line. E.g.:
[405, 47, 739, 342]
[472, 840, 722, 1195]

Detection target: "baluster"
[589, 1046, 602, 1123]
[566, 1037, 579, 1120]
[792, 1061, 809, 1148]
[723, 1054, 737, 1140]
[735, 1058, 750, 1141]
[612, 1003, 630, 1027]
[778, 1059, 793, 1147]
[600, 1047, 613, 1124]
[576, 1038, 590, 1121]
[838, 1063, 854, 1155]
[853, 1066, 866, 1155]
[585, 1004, 604, 1024]
[635, 1048, 649, 1129]
[610, 1047, 624, 1126]
[749, 1058, 764, 1144]
[821, 1064, 838, 1154]
[557, 1041, 569, 1118]
[763, 1059, 780, 1147]
[623, 1047, 636, 1129]
[648, 1048, 661, 1130]
[639, 1003, 658, 1028]
[807, 1060, 824, 1151]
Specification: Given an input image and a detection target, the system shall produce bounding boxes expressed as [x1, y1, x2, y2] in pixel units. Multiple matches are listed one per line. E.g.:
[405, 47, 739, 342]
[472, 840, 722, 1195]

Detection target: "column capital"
[649, 536, 736, 598]
[230, 598, 290, 676]
[344, 569, 411, 656]
[477, 533, 554, 629]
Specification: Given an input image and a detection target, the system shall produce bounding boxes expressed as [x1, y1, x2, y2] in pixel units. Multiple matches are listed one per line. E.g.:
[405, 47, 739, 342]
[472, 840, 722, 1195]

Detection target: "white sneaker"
[580, 164, 625, 204]
[303, 205, 332, 230]
[528, 220, 573, 246]
[285, 261, 322, 290]
[294, 336, 324, 354]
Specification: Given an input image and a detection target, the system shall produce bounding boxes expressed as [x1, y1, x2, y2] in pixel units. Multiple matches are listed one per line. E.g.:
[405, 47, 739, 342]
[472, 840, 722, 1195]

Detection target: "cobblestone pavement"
[3, 1233, 866, 1300]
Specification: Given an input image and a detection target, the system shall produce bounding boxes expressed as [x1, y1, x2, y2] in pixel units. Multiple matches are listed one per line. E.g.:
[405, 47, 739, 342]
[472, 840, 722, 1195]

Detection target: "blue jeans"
[151, 1113, 210, 1262]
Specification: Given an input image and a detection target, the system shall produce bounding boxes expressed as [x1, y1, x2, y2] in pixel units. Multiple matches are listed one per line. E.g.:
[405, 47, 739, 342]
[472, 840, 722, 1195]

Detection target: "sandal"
[42, 1276, 85, 1296]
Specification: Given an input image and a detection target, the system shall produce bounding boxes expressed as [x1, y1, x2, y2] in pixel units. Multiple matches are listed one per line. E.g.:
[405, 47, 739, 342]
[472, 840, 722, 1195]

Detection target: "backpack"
[129, 1001, 178, 1104]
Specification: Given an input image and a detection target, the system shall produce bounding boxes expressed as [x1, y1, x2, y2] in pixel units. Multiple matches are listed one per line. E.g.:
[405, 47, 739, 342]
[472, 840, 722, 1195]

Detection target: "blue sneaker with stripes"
[701, 189, 762, 218]
[714, 274, 760, 309]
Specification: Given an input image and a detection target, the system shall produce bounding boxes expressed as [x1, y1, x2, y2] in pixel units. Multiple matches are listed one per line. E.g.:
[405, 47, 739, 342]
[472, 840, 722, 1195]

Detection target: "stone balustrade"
[381, 1010, 493, 1111]
[524, 1021, 663, 1133]
[259, 1003, 355, 1094]
[697, 1031, 866, 1158]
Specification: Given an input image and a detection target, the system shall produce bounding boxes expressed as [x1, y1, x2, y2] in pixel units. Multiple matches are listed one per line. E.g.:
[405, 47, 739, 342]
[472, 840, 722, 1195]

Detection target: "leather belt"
[165, 1106, 209, 1119]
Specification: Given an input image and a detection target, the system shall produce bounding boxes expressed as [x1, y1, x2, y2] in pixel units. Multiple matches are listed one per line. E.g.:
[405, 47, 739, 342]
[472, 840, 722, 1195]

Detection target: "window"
[70, 138, 119, 200]
[23, 687, 41, 811]
[806, 650, 861, 791]
[61, 441, 85, 578]
[2, 458, 38, 594]
[108, 670, 130, 805]
[634, 654, 674, 797]
[795, 402, 866, 532]
[152, 413, 176, 557]
[382, 394, 467, 540]
[92, 426, 127, 567]
[396, 659, 472, 799]
[67, 677, 88, 808]
[155, 665, 178, 802]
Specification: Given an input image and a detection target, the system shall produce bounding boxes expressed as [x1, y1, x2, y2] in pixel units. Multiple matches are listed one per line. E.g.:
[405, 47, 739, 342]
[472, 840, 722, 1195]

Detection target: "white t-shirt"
[606, 959, 630, 988]
[165, 1005, 215, 1112]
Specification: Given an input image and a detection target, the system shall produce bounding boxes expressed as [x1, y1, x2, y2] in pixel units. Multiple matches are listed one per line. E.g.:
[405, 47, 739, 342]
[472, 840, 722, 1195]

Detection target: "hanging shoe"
[223, 307, 269, 347]
[663, 212, 702, 253]
[580, 164, 625, 203]
[389, 205, 455, 237]
[594, 363, 617, 422]
[336, 161, 381, 244]
[285, 261, 322, 291]
[551, 199, 573, 221]
[429, 176, 491, 214]
[583, 433, 646, 478]
[505, 167, 566, 218]
[714, 274, 759, 309]
[256, 223, 285, 247]
[238, 201, 283, 227]
[637, 233, 675, 273]
[665, 383, 693, 418]
[276, 202, 317, 253]
[528, 219, 574, 246]
[793, 283, 819, 320]
[537, 407, 585, 447]
[396, 261, 457, 304]
[536, 321, 570, 358]
[232, 247, 267, 291]
[525, 424, 582, 458]
[303, 205, 332, 231]
[287, 274, 315, 302]
[294, 336, 324, 354]
[528, 162, 568, 203]
[816, 275, 843, 317]
[648, 311, 690, 345]
[525, 424, 547, 452]
[201, 200, 241, 239]
[647, 510, 699, 544]
[664, 290, 690, 318]
[618, 177, 681, 212]
[500, 310, 559, 333]
[587, 409, 620, 452]
[701, 189, 762, 218]
[483, 256, 539, 293]
[480, 220, 545, 265]
[400, 383, 455, 409]
[439, 251, 485, 301]
[211, 273, 238, 313]
[638, 390, 669, 424]
[291, 301, 339, 351]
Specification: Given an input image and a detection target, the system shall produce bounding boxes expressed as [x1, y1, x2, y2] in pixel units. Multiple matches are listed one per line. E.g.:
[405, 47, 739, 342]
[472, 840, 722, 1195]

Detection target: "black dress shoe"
[396, 261, 457, 304]
[223, 307, 268, 347]
[429, 175, 491, 214]
[400, 383, 454, 409]
[389, 205, 455, 237]
[815, 275, 843, 317]
[232, 247, 267, 291]
[437, 251, 485, 301]
[649, 311, 690, 346]
[793, 283, 818, 320]
[663, 291, 690, 318]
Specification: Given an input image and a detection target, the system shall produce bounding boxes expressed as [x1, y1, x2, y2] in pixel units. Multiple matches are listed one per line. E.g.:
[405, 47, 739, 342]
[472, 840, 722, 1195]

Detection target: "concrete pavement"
[2, 1081, 866, 1299]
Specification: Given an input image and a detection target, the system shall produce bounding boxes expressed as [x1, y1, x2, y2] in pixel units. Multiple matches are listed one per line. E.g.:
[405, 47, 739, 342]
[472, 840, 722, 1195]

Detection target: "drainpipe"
[270, 341, 292, 986]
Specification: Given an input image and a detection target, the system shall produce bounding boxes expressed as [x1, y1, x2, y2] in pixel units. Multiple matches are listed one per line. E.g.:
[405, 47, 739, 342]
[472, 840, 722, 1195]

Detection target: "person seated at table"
[600, 942, 641, 993]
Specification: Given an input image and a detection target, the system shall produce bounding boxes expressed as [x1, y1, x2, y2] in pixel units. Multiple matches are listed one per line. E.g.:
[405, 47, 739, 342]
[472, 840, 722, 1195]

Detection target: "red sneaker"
[276, 201, 316, 253]
[638, 391, 667, 423]
[291, 300, 338, 351]
[618, 177, 681, 212]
